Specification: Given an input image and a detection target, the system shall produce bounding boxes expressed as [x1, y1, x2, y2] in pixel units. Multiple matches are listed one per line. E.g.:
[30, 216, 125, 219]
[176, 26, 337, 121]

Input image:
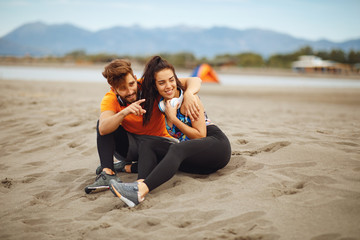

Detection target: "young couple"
[85, 56, 231, 207]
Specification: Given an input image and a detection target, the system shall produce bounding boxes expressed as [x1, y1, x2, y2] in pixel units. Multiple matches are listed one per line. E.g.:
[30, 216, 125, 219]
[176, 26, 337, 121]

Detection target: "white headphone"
[158, 88, 184, 113]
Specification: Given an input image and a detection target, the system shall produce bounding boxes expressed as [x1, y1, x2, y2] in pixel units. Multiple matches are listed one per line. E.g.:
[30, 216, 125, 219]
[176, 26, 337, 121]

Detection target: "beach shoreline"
[1, 62, 360, 80]
[0, 79, 359, 240]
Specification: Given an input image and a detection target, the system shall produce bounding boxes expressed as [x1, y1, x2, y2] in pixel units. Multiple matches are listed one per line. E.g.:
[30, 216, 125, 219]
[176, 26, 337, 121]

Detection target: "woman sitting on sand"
[110, 56, 231, 207]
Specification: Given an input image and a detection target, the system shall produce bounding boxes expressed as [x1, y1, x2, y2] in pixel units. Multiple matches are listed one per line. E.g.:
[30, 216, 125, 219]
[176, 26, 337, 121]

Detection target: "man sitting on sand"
[85, 59, 201, 193]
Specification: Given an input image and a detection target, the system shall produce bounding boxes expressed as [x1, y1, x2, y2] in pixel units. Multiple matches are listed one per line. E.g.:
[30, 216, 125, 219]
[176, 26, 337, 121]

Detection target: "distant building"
[354, 63, 360, 73]
[292, 55, 351, 74]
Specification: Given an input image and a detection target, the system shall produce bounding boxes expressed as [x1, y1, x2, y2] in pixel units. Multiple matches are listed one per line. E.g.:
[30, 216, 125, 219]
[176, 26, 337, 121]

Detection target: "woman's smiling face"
[155, 68, 177, 100]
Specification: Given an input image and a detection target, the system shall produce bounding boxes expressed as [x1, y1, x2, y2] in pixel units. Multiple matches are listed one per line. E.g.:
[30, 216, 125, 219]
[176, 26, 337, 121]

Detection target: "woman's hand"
[182, 91, 200, 121]
[165, 97, 207, 140]
[164, 100, 178, 122]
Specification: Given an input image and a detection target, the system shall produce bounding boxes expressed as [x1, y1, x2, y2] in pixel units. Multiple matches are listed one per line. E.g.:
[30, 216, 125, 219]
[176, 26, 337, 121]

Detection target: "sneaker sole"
[110, 184, 136, 208]
[85, 185, 109, 194]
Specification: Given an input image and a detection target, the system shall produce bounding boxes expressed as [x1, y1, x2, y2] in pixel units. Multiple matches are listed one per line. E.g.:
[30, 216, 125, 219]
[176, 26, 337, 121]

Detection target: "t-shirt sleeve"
[100, 91, 120, 113]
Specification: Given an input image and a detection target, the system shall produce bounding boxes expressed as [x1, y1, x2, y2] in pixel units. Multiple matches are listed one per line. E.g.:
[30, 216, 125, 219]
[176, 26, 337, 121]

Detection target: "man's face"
[113, 73, 138, 104]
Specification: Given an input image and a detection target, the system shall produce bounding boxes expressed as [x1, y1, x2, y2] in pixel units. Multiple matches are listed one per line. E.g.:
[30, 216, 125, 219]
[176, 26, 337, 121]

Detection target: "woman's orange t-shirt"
[100, 89, 172, 138]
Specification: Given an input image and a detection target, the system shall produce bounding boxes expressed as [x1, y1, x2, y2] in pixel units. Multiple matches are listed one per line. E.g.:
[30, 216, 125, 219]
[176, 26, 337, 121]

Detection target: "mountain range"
[0, 22, 359, 58]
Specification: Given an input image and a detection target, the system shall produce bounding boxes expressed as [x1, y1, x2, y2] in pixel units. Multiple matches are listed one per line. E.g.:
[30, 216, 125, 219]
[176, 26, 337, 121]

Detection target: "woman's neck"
[174, 88, 180, 98]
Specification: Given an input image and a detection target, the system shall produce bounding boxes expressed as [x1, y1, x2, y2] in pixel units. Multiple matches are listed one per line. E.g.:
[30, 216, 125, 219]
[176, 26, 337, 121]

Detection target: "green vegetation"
[213, 53, 265, 67]
[213, 46, 360, 69]
[1, 46, 360, 70]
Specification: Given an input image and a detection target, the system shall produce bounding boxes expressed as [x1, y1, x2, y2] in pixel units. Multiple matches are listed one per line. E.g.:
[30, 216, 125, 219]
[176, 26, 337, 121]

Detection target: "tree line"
[2, 46, 360, 69]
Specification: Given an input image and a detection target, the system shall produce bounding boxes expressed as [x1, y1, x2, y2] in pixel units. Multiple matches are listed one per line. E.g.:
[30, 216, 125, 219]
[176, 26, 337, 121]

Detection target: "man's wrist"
[118, 110, 127, 119]
[184, 90, 194, 96]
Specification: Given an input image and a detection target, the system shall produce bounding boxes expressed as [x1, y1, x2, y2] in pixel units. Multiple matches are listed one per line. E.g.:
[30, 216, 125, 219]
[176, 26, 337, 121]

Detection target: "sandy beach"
[0, 78, 359, 240]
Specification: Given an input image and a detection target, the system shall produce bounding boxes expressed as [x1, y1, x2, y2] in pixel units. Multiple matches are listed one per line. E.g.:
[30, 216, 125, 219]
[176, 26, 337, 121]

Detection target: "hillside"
[1, 22, 359, 57]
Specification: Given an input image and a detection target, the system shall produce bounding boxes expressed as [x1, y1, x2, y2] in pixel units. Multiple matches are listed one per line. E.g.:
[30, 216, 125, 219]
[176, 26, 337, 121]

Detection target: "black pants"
[97, 121, 128, 172]
[96, 121, 175, 173]
[141, 125, 231, 191]
[97, 122, 231, 192]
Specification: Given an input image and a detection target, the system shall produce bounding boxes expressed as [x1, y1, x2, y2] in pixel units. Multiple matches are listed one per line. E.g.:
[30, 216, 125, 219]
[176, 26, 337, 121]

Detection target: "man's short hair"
[102, 59, 135, 88]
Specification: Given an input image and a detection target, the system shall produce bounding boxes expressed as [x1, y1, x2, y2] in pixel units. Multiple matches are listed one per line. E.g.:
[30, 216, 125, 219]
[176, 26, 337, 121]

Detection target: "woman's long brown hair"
[141, 56, 184, 126]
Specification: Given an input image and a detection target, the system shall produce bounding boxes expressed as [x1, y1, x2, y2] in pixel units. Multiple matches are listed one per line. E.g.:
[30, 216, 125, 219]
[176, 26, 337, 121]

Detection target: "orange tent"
[191, 64, 220, 83]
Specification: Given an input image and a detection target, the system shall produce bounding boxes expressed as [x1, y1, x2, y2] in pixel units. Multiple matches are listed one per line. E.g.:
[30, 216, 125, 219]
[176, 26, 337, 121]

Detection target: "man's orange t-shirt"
[100, 88, 172, 138]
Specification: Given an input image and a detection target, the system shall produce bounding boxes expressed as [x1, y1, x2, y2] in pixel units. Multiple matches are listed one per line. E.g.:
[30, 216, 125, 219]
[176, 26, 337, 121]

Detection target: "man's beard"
[124, 93, 137, 104]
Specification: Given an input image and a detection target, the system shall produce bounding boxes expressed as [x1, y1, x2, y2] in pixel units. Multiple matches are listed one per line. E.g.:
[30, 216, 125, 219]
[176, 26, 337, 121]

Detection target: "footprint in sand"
[45, 119, 56, 127]
[22, 177, 37, 184]
[68, 142, 82, 148]
[237, 139, 249, 145]
[176, 221, 192, 228]
[21, 172, 49, 185]
[146, 218, 161, 227]
[335, 141, 359, 147]
[268, 181, 306, 197]
[233, 133, 245, 137]
[89, 223, 112, 231]
[1, 178, 13, 189]
[28, 190, 56, 206]
[22, 217, 50, 226]
[172, 179, 182, 187]
[231, 151, 242, 155]
[228, 155, 263, 173]
[55, 133, 71, 141]
[232, 141, 291, 156]
[34, 190, 54, 201]
[24, 172, 48, 179]
[68, 121, 82, 127]
[316, 130, 332, 135]
[257, 141, 291, 153]
[246, 162, 265, 171]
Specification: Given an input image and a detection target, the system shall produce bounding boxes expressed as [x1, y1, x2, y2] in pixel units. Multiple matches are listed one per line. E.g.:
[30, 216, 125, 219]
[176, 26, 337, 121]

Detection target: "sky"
[0, 0, 359, 42]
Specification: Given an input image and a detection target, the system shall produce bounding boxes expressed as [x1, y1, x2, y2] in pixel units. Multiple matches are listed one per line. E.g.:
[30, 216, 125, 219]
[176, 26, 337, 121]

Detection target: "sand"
[0, 78, 359, 240]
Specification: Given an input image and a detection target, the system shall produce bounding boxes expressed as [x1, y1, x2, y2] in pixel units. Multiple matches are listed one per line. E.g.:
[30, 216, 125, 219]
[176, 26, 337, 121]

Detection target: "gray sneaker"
[109, 180, 140, 207]
[85, 172, 122, 194]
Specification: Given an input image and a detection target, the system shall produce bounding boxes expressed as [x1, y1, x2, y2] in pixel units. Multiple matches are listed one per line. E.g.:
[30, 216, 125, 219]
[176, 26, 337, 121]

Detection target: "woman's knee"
[167, 144, 186, 158]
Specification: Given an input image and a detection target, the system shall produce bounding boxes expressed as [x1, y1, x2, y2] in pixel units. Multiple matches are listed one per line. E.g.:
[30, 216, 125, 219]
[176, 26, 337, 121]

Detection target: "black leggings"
[96, 121, 174, 173]
[141, 125, 231, 191]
